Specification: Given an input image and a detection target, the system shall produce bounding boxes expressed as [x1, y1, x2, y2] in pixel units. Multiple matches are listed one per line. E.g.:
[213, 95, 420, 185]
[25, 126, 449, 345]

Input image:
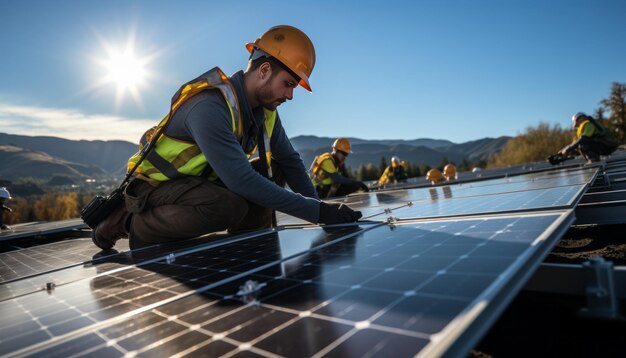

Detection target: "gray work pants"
[125, 160, 278, 246]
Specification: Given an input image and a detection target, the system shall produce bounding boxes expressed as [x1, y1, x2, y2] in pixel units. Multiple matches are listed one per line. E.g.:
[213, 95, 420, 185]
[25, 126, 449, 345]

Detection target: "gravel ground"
[547, 224, 626, 266]
[470, 223, 626, 357]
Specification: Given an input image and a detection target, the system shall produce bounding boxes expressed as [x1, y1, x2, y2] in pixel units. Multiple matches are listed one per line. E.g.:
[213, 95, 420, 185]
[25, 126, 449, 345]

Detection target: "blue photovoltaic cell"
[0, 239, 129, 284]
[277, 167, 594, 226]
[2, 211, 573, 357]
[385, 184, 586, 220]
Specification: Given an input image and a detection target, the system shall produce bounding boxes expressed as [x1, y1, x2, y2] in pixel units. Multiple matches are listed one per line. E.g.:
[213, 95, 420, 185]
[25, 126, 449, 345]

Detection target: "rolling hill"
[0, 132, 510, 181]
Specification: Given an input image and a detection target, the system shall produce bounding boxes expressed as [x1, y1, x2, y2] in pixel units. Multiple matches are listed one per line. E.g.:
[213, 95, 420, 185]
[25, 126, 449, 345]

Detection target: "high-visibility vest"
[128, 67, 276, 183]
[378, 163, 405, 186]
[310, 152, 338, 187]
[575, 119, 599, 139]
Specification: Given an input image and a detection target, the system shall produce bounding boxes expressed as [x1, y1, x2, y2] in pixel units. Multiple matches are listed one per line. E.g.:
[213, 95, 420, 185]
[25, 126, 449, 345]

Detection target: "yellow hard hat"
[246, 25, 316, 92]
[443, 164, 457, 180]
[426, 169, 443, 183]
[332, 138, 352, 154]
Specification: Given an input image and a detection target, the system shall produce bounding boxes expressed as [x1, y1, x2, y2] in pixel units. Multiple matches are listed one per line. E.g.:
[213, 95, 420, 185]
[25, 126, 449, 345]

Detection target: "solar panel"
[277, 167, 595, 226]
[374, 164, 596, 191]
[1, 210, 574, 357]
[386, 184, 586, 220]
[0, 219, 88, 242]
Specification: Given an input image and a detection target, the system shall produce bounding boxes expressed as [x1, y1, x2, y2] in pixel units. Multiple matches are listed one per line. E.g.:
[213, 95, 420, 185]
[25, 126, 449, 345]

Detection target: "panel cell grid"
[15, 211, 571, 357]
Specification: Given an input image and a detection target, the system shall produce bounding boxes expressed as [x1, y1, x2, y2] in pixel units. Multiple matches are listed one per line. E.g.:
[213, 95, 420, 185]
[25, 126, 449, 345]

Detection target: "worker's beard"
[256, 79, 284, 111]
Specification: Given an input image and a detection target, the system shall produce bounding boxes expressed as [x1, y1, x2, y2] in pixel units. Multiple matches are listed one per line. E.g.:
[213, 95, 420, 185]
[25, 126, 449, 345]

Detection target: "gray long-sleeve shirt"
[163, 70, 320, 223]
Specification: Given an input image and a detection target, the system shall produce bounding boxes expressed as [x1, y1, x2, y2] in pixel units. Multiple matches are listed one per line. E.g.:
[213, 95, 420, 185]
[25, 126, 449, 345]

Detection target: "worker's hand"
[559, 145, 572, 156]
[6, 207, 12, 213]
[318, 202, 362, 225]
[359, 182, 370, 192]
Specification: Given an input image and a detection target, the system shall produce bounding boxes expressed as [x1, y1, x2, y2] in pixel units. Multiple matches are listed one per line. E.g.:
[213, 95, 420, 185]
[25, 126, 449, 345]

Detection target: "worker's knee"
[196, 191, 248, 229]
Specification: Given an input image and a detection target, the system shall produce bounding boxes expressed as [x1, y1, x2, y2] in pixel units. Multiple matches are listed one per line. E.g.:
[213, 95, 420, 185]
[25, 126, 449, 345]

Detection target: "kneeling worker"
[378, 156, 408, 188]
[0, 187, 12, 230]
[556, 112, 618, 163]
[310, 138, 369, 198]
[91, 25, 361, 250]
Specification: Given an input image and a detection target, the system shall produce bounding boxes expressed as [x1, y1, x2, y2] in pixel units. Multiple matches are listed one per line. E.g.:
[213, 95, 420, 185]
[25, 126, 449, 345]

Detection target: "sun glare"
[90, 33, 158, 109]
[105, 49, 146, 90]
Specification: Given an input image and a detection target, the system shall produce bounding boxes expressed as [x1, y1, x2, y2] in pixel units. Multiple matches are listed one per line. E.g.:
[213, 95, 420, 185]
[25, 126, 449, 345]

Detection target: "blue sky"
[0, 0, 624, 144]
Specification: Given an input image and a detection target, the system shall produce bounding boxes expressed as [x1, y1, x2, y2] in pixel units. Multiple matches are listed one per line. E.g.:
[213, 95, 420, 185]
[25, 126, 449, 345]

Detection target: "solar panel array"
[0, 165, 597, 357]
[0, 219, 88, 242]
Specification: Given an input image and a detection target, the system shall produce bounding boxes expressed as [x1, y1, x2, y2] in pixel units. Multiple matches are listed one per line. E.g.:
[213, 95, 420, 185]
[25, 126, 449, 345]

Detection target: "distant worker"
[426, 168, 444, 185]
[91, 25, 361, 250]
[554, 112, 619, 164]
[443, 164, 457, 181]
[310, 138, 369, 198]
[0, 187, 13, 230]
[378, 156, 408, 188]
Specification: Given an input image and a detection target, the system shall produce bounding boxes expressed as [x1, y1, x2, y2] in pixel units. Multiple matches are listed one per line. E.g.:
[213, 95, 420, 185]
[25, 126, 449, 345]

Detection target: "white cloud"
[0, 102, 156, 143]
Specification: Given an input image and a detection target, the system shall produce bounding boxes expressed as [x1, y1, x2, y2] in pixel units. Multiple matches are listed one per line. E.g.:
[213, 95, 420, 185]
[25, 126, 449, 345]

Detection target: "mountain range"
[0, 132, 510, 181]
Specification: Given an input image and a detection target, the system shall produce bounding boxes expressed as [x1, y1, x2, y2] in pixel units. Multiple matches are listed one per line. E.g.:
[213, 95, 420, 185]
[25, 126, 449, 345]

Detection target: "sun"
[90, 33, 158, 109]
[104, 47, 146, 91]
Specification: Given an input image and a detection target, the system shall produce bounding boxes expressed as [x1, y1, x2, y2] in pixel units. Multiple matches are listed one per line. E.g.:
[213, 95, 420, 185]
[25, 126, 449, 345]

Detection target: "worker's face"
[256, 65, 298, 110]
[574, 118, 583, 129]
[335, 150, 348, 164]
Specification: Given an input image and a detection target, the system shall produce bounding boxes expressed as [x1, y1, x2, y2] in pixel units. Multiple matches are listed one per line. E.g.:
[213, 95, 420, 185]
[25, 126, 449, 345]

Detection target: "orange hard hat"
[443, 164, 457, 180]
[246, 25, 316, 92]
[332, 138, 352, 154]
[426, 169, 443, 183]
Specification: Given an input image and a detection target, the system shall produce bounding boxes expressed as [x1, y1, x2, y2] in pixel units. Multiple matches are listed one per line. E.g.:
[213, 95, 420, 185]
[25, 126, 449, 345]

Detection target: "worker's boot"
[92, 204, 131, 250]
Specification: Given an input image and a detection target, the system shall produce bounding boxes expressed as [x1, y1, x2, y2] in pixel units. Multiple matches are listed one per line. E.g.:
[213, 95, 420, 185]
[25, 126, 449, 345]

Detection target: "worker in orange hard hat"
[378, 156, 408, 188]
[426, 168, 444, 185]
[310, 138, 369, 198]
[443, 164, 457, 181]
[91, 25, 361, 251]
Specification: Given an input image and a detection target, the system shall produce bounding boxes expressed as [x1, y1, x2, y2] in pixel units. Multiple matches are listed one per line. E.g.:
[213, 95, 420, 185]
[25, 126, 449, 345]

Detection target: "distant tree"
[379, 156, 388, 175]
[404, 161, 421, 178]
[475, 160, 488, 169]
[488, 122, 571, 168]
[438, 157, 453, 171]
[600, 82, 626, 143]
[593, 107, 606, 125]
[458, 159, 471, 172]
[3, 197, 31, 225]
[343, 165, 356, 179]
[357, 163, 380, 181]
[34, 192, 79, 221]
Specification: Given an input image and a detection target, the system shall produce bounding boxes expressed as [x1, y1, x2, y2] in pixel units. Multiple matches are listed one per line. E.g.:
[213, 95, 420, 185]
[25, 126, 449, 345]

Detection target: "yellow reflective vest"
[310, 152, 338, 187]
[378, 163, 405, 186]
[575, 119, 599, 140]
[128, 67, 276, 183]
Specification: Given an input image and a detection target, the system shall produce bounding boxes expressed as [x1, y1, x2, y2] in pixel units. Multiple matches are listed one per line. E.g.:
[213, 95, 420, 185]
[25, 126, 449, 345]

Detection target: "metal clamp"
[578, 257, 622, 320]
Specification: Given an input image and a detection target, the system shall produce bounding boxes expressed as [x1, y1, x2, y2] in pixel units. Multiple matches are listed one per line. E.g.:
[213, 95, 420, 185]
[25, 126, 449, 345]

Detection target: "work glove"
[359, 182, 370, 192]
[318, 202, 362, 225]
